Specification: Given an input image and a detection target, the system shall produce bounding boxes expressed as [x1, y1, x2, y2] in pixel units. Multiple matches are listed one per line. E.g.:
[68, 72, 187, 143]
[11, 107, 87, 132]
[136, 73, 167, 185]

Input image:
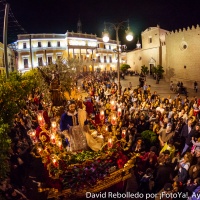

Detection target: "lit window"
[38, 57, 43, 66]
[104, 56, 107, 63]
[38, 42, 41, 47]
[47, 56, 52, 64]
[24, 58, 28, 68]
[23, 43, 27, 49]
[48, 41, 51, 47]
[97, 56, 100, 62]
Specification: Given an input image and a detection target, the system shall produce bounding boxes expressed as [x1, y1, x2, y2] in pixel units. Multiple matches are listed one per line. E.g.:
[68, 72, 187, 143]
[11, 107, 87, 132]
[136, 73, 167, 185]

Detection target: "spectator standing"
[194, 81, 198, 93]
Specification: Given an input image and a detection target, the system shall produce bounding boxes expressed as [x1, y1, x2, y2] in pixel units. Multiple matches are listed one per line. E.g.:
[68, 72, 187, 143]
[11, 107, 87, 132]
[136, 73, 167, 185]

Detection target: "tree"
[37, 58, 84, 99]
[0, 71, 39, 125]
[120, 64, 130, 73]
[141, 130, 158, 150]
[141, 65, 149, 76]
[0, 122, 10, 182]
[152, 65, 165, 83]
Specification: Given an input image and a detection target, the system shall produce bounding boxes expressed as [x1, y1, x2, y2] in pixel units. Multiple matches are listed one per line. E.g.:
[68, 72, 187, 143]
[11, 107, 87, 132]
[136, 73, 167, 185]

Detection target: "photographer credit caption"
[85, 191, 190, 199]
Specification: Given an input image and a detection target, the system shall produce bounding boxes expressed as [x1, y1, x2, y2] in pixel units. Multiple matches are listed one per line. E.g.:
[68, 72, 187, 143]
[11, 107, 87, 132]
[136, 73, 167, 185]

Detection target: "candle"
[111, 116, 117, 126]
[99, 109, 105, 121]
[110, 100, 116, 111]
[52, 158, 58, 167]
[53, 158, 56, 164]
[27, 129, 37, 143]
[51, 121, 57, 128]
[108, 138, 113, 148]
[50, 155, 59, 167]
[56, 139, 63, 149]
[28, 129, 36, 138]
[122, 129, 126, 138]
[117, 107, 122, 117]
[58, 141, 62, 149]
[105, 126, 108, 132]
[50, 134, 56, 144]
[37, 111, 45, 127]
[37, 147, 42, 154]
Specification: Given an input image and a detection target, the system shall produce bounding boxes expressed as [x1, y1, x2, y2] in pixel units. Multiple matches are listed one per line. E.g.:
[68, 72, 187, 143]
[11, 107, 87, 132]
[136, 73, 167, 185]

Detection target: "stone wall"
[165, 25, 200, 88]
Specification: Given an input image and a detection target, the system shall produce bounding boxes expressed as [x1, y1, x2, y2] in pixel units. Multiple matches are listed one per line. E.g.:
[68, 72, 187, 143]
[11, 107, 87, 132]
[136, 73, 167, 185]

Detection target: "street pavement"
[78, 75, 200, 100]
[121, 75, 200, 99]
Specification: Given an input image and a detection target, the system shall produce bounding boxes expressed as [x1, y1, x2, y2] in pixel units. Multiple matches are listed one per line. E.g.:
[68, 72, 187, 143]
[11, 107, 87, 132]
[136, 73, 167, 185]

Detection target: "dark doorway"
[149, 64, 154, 75]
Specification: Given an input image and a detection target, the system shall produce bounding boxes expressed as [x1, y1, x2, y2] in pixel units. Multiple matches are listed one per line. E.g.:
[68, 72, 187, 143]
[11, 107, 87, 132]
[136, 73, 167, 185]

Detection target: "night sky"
[4, 0, 200, 49]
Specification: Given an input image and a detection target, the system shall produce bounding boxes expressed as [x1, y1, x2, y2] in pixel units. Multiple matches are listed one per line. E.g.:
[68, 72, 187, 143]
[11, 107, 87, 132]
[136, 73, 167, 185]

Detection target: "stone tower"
[77, 18, 82, 33]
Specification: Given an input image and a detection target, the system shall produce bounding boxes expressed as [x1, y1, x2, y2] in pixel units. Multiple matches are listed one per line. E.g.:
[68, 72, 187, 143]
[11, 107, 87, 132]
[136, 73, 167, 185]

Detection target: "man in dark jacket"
[181, 117, 193, 155]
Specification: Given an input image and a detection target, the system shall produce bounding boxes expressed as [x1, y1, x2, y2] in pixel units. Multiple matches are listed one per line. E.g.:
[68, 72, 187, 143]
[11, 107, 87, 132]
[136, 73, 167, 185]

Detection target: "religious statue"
[37, 67, 63, 107]
[60, 100, 104, 151]
[50, 71, 63, 106]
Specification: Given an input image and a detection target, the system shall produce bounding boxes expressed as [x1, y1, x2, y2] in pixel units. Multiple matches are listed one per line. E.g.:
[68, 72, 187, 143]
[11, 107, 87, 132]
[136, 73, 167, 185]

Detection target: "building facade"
[127, 24, 200, 88]
[14, 24, 124, 73]
[127, 25, 168, 75]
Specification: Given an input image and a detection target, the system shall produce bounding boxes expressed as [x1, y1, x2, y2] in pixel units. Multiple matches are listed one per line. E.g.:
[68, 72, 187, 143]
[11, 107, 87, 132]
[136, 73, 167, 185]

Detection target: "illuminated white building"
[14, 21, 125, 73]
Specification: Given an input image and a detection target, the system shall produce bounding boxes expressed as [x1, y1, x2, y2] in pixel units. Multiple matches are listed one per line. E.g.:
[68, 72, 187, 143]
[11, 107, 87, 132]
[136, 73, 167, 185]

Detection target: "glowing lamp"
[111, 112, 117, 126]
[121, 127, 127, 139]
[100, 109, 105, 121]
[27, 129, 36, 138]
[108, 138, 113, 149]
[102, 29, 110, 43]
[117, 107, 122, 117]
[110, 100, 116, 111]
[51, 118, 57, 133]
[50, 154, 59, 167]
[37, 110, 45, 127]
[56, 138, 63, 149]
[125, 25, 134, 42]
[105, 125, 108, 132]
[50, 133, 56, 144]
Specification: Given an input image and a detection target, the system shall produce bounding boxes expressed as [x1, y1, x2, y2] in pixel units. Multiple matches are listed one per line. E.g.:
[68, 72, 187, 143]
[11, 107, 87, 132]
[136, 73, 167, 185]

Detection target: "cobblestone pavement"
[78, 75, 200, 99]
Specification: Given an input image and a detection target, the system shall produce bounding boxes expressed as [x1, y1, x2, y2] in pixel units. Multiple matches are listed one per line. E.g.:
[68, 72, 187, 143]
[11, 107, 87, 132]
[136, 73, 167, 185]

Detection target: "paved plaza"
[121, 75, 200, 99]
[79, 75, 200, 99]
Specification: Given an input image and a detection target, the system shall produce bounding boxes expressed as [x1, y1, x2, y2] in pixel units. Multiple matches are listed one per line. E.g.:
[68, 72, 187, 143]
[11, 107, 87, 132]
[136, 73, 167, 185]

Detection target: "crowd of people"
[0, 93, 50, 200]
[81, 71, 200, 199]
[1, 70, 200, 200]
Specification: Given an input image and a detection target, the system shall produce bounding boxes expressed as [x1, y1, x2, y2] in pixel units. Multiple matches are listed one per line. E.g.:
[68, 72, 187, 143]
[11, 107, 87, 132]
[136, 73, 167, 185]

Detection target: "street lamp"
[102, 20, 133, 95]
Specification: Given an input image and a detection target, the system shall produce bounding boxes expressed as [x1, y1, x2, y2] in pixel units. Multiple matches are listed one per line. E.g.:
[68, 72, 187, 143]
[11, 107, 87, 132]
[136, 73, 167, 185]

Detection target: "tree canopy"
[120, 64, 130, 73]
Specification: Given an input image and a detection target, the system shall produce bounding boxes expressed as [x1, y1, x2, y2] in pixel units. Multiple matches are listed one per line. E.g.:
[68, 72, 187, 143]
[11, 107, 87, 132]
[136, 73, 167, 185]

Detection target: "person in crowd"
[154, 153, 173, 193]
[140, 146, 158, 170]
[160, 138, 176, 159]
[194, 81, 198, 93]
[181, 117, 194, 155]
[175, 152, 193, 184]
[132, 137, 145, 153]
[158, 123, 175, 148]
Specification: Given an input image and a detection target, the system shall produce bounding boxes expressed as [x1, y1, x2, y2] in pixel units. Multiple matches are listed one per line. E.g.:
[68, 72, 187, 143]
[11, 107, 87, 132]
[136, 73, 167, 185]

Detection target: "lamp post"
[102, 20, 133, 95]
